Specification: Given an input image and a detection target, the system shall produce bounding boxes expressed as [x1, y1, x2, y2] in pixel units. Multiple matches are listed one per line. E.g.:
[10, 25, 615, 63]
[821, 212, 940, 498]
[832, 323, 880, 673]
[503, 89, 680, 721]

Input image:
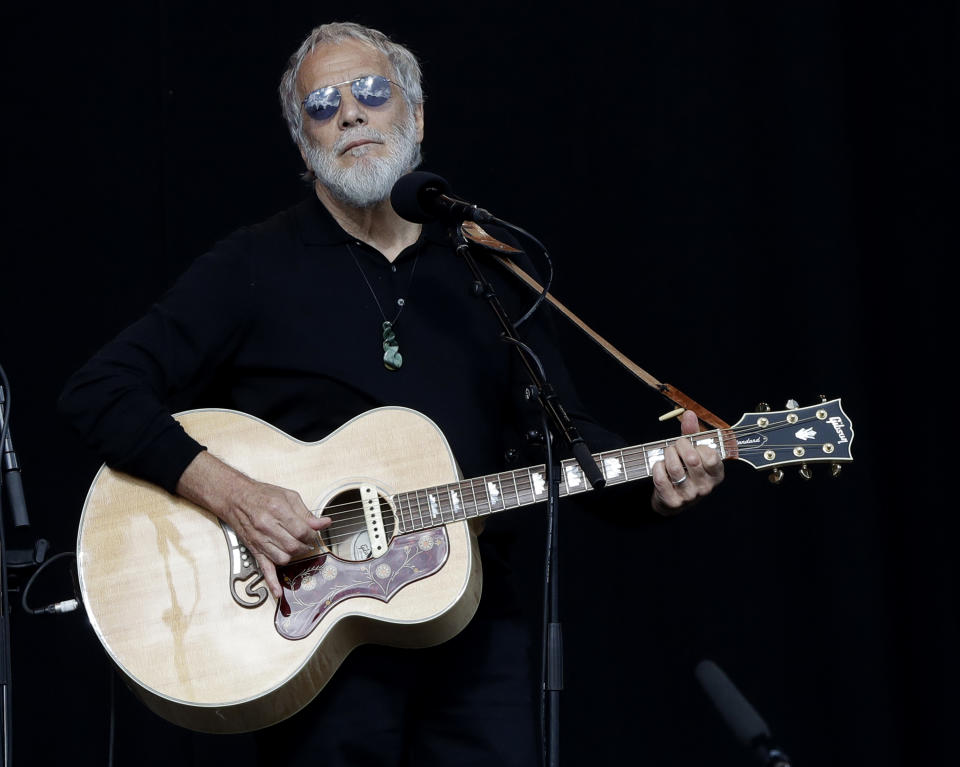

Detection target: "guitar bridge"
[360, 483, 389, 559]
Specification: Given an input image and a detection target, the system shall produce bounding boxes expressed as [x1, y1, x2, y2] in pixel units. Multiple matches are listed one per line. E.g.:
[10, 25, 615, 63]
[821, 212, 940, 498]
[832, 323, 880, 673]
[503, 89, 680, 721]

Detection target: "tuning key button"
[819, 394, 829, 403]
[799, 463, 813, 480]
[769, 468, 784, 484]
[830, 463, 843, 477]
[786, 399, 799, 410]
[757, 402, 771, 412]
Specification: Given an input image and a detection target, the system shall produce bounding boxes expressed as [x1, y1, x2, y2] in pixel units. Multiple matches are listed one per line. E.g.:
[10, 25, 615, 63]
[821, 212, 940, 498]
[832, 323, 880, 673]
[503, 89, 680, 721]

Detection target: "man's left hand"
[651, 410, 725, 515]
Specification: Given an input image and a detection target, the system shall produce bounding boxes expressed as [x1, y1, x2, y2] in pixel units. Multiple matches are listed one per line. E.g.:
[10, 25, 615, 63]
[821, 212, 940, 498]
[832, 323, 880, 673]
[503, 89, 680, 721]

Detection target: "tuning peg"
[799, 463, 813, 480]
[768, 468, 784, 484]
[786, 399, 799, 410]
[819, 394, 829, 403]
[757, 402, 771, 412]
[830, 463, 842, 478]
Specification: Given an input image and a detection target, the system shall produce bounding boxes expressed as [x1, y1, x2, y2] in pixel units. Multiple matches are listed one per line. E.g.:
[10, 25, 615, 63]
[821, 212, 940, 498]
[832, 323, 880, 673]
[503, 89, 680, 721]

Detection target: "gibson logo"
[828, 416, 848, 443]
[736, 435, 765, 447]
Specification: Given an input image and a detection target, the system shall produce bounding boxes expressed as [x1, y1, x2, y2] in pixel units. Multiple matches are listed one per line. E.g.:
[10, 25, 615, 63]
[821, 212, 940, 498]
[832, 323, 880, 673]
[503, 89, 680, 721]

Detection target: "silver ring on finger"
[671, 474, 688, 486]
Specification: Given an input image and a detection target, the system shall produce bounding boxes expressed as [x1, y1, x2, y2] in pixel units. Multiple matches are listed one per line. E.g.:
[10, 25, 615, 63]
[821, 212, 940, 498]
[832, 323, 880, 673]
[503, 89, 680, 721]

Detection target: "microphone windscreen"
[390, 171, 451, 223]
[695, 660, 771, 747]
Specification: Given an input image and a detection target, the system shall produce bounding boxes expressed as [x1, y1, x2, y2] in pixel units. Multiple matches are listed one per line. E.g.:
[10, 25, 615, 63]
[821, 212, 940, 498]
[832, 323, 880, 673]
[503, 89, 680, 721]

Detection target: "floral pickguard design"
[274, 529, 449, 640]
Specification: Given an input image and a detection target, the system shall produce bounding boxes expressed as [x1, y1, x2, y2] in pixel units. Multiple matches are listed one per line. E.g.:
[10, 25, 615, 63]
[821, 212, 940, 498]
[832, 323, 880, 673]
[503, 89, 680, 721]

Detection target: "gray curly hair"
[279, 22, 425, 152]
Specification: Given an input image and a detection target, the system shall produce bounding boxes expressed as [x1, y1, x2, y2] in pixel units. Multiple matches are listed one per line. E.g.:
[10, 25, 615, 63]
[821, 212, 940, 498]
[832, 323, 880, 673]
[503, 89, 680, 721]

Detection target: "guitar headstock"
[729, 397, 853, 478]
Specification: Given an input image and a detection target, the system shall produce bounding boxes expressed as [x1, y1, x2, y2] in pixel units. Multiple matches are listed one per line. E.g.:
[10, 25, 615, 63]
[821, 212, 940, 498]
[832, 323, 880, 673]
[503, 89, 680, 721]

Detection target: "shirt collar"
[294, 192, 452, 249]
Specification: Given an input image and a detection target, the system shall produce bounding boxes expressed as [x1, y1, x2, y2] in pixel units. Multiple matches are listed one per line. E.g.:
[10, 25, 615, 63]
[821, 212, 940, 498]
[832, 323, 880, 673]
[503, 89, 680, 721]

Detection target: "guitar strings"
[310, 413, 833, 529]
[310, 414, 815, 518]
[310, 411, 829, 522]
[300, 413, 842, 549]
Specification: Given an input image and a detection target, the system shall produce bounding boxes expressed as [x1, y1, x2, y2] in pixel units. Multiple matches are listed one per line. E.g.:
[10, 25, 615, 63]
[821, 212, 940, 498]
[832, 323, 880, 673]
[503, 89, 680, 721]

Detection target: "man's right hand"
[175, 451, 331, 599]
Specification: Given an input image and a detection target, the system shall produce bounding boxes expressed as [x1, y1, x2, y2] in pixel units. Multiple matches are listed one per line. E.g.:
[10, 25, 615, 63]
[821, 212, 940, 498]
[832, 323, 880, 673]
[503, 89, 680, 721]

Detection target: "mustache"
[333, 127, 388, 154]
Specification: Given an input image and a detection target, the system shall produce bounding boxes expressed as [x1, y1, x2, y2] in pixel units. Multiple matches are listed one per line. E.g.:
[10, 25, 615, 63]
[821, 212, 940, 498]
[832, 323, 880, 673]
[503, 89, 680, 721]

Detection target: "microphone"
[391, 171, 495, 224]
[0, 385, 29, 528]
[695, 659, 792, 767]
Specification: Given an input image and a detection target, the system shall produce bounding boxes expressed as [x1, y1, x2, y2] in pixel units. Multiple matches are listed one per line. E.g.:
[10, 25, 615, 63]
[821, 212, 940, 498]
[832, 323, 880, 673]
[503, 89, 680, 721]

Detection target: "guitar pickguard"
[275, 529, 450, 640]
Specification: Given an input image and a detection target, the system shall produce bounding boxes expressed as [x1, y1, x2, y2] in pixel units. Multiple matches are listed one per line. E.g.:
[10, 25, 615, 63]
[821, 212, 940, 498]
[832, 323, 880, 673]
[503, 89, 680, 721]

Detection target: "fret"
[520, 468, 532, 505]
[448, 483, 464, 521]
[471, 476, 486, 515]
[404, 492, 418, 531]
[714, 429, 727, 460]
[394, 493, 408, 534]
[644, 442, 666, 478]
[510, 471, 523, 507]
[630, 446, 645, 481]
[409, 489, 423, 531]
[424, 488, 442, 524]
[563, 461, 586, 495]
[501, 471, 518, 509]
[486, 474, 504, 512]
[413, 488, 428, 530]
[600, 450, 625, 484]
[438, 484, 454, 523]
[467, 477, 486, 517]
[507, 469, 524, 507]
[527, 467, 547, 504]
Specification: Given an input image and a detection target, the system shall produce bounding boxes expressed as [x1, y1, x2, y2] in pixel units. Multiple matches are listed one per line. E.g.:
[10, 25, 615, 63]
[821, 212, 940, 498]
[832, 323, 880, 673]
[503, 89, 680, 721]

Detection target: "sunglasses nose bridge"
[336, 86, 369, 127]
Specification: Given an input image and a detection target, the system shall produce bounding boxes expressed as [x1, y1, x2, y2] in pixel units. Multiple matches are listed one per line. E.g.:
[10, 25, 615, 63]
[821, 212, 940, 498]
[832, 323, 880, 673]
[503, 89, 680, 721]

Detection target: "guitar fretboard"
[393, 430, 732, 533]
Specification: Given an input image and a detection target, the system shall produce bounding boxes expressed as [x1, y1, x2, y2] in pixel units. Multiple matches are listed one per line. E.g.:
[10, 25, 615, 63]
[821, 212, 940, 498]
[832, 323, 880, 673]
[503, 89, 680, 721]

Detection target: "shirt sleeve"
[58, 232, 258, 494]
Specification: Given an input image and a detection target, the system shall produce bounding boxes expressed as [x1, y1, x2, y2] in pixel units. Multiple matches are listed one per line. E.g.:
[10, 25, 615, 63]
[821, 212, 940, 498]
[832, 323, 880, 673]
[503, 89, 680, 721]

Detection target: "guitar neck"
[393, 428, 739, 533]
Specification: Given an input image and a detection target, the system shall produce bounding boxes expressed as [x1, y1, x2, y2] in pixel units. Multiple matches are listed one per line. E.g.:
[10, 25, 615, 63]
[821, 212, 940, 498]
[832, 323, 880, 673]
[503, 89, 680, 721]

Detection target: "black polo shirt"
[59, 193, 618, 496]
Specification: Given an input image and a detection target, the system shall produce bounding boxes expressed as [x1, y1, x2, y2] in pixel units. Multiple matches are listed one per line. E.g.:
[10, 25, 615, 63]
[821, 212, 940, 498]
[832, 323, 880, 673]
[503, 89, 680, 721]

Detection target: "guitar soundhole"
[319, 487, 395, 562]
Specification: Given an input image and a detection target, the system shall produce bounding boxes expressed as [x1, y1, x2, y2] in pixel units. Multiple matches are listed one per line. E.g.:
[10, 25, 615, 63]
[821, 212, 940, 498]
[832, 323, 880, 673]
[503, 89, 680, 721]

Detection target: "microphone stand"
[451, 224, 605, 767]
[1, 370, 45, 767]
[0, 380, 25, 767]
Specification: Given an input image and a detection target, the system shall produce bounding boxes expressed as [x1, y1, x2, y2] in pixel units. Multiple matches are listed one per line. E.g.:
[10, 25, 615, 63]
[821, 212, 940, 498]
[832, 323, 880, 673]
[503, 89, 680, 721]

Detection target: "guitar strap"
[461, 221, 730, 430]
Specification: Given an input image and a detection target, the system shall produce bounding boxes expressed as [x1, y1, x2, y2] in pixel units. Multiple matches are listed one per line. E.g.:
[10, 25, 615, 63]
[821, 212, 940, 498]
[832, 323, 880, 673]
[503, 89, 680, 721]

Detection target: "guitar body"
[77, 407, 482, 733]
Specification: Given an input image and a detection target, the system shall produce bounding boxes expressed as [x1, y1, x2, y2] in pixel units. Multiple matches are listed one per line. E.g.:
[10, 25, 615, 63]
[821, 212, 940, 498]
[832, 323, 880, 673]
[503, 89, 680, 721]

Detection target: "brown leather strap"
[460, 222, 729, 430]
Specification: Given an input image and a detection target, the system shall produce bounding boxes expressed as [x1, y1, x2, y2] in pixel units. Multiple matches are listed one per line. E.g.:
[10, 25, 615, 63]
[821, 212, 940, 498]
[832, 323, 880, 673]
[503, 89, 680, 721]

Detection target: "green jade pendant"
[381, 321, 402, 370]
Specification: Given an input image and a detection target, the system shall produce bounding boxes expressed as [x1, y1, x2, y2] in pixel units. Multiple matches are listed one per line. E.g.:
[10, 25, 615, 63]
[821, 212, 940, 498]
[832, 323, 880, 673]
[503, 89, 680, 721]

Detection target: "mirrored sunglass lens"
[352, 75, 391, 107]
[304, 87, 341, 121]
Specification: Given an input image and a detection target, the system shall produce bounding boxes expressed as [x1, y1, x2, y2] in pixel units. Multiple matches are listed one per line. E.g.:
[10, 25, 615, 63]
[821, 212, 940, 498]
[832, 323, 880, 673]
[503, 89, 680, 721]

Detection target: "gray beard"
[303, 111, 422, 209]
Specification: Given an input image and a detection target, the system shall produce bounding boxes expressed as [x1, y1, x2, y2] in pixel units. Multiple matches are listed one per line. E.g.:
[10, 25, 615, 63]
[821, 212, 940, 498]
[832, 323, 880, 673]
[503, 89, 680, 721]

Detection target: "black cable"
[488, 216, 554, 329]
[0, 364, 10, 497]
[499, 336, 548, 381]
[19, 552, 79, 616]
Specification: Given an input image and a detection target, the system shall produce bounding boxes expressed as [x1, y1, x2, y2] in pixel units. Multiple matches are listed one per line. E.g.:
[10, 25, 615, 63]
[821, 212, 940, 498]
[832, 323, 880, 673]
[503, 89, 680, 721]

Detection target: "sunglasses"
[302, 74, 401, 122]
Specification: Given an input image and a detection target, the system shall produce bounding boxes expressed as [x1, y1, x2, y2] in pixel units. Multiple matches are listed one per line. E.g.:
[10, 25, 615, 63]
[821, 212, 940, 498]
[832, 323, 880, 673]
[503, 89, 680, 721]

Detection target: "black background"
[1, 1, 955, 765]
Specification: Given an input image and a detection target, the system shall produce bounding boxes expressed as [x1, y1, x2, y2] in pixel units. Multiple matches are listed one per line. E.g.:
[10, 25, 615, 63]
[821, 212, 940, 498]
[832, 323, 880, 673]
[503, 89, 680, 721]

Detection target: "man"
[60, 21, 724, 765]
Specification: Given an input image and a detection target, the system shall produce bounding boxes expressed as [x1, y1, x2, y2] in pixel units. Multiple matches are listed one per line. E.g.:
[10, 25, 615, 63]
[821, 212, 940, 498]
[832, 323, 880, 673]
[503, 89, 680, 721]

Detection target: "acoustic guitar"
[76, 399, 853, 733]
